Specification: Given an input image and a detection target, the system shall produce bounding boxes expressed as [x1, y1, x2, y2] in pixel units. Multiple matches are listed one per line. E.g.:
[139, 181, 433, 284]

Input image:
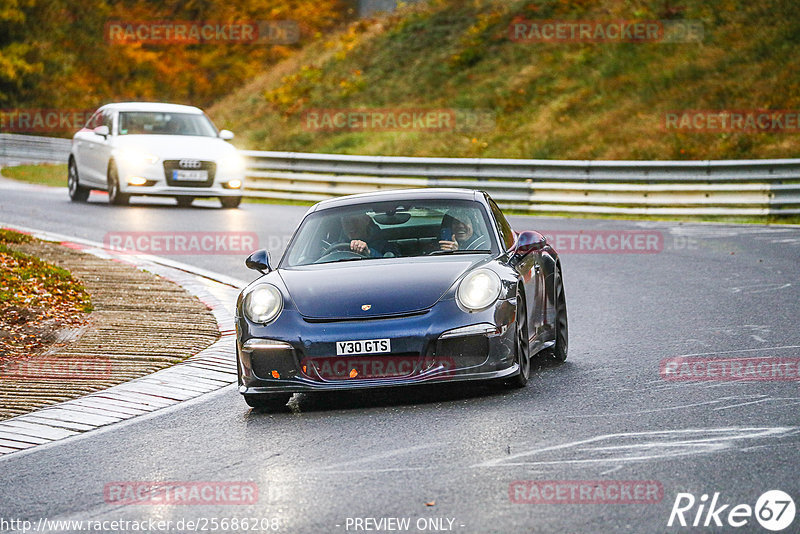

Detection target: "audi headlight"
[117, 147, 159, 166]
[219, 153, 246, 173]
[243, 284, 283, 324]
[457, 269, 502, 311]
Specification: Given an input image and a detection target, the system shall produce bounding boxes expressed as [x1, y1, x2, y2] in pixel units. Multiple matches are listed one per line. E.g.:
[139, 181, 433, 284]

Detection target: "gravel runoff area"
[0, 237, 220, 420]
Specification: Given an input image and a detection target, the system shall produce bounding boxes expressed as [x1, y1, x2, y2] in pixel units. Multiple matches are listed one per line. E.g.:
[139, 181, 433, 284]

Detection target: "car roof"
[312, 188, 481, 211]
[99, 102, 204, 114]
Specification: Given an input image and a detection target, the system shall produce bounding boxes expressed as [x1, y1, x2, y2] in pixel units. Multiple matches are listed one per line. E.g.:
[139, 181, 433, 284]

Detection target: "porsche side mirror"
[246, 249, 271, 274]
[219, 129, 235, 140]
[513, 231, 547, 258]
[93, 125, 110, 138]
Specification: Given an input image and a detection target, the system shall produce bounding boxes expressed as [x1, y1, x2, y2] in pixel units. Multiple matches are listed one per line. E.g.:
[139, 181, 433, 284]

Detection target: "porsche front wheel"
[509, 287, 530, 387]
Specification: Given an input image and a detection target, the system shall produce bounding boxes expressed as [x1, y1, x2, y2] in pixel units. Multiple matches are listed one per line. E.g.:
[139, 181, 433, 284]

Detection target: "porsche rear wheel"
[509, 287, 530, 387]
[244, 393, 292, 411]
[544, 265, 568, 362]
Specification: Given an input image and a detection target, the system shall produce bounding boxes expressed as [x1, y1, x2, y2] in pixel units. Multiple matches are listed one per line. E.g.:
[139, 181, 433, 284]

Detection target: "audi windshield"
[117, 112, 218, 137]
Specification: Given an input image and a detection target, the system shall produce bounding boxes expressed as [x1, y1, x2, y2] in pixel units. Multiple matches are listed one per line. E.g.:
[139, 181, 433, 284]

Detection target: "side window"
[488, 198, 515, 250]
[102, 110, 114, 133]
[85, 111, 102, 130]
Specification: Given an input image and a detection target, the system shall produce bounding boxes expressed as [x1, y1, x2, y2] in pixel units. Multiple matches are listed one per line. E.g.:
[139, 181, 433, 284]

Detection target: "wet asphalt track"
[1, 179, 799, 533]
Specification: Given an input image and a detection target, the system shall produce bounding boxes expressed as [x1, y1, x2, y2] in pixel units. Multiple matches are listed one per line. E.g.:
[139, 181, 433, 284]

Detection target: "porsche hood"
[278, 258, 482, 320]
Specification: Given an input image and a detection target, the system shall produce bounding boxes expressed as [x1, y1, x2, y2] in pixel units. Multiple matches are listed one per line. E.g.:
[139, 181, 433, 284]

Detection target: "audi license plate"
[173, 169, 207, 181]
[336, 339, 391, 356]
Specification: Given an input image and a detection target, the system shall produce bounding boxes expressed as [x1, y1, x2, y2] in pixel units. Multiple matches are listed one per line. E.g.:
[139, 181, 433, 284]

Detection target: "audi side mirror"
[219, 129, 235, 140]
[246, 249, 271, 274]
[94, 125, 110, 138]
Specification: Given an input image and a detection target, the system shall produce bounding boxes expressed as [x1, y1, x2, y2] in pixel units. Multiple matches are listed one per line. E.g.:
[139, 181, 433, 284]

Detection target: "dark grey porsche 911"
[235, 188, 568, 409]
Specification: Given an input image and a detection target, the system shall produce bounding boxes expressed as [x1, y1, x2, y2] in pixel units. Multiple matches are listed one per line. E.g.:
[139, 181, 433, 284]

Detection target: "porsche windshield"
[117, 112, 218, 137]
[283, 200, 497, 267]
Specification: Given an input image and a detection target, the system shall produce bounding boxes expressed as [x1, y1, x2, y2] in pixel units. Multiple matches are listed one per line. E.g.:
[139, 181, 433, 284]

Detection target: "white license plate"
[336, 339, 391, 356]
[172, 169, 208, 181]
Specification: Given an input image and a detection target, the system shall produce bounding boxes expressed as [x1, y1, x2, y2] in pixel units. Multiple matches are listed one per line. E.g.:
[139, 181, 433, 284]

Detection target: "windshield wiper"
[315, 256, 372, 265]
[428, 249, 491, 255]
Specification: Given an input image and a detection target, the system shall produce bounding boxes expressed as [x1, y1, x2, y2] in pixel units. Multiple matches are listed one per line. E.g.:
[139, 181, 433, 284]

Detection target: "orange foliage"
[2, 0, 349, 112]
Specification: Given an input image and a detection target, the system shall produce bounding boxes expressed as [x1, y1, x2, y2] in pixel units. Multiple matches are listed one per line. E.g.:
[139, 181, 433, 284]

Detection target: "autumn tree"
[1, 0, 348, 114]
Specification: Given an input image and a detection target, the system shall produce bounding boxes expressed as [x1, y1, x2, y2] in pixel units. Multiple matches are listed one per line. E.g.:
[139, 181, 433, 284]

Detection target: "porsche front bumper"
[236, 297, 520, 394]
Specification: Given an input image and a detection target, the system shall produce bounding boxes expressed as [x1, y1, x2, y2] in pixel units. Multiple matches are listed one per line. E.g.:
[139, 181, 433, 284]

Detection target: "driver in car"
[342, 214, 395, 257]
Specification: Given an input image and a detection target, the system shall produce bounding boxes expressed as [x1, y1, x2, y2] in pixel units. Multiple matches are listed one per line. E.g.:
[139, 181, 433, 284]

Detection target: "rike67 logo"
[668, 490, 796, 531]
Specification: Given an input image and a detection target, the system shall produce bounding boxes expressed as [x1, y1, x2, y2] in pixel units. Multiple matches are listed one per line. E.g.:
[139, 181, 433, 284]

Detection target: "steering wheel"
[320, 242, 370, 258]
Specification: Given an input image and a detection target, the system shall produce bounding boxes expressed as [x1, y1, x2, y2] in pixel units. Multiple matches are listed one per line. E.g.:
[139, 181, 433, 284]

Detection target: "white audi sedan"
[68, 102, 245, 208]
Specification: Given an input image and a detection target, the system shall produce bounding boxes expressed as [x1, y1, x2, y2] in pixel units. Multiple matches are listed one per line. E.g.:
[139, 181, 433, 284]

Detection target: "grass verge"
[1, 164, 67, 188]
[211, 0, 800, 161]
[0, 229, 93, 361]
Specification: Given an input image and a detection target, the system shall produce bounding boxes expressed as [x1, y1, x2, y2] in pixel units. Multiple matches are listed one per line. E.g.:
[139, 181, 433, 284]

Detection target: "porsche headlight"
[243, 284, 283, 324]
[457, 269, 502, 311]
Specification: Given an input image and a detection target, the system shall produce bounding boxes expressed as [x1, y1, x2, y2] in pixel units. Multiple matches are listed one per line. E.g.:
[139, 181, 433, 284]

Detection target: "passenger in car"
[439, 210, 488, 251]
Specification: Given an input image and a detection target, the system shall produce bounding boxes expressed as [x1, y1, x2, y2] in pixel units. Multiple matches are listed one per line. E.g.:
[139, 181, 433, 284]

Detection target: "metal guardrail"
[243, 150, 800, 216]
[0, 133, 71, 165]
[2, 134, 798, 216]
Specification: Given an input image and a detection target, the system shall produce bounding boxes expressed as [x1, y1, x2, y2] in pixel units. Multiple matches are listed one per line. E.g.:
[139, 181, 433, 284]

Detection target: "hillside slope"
[210, 0, 800, 160]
